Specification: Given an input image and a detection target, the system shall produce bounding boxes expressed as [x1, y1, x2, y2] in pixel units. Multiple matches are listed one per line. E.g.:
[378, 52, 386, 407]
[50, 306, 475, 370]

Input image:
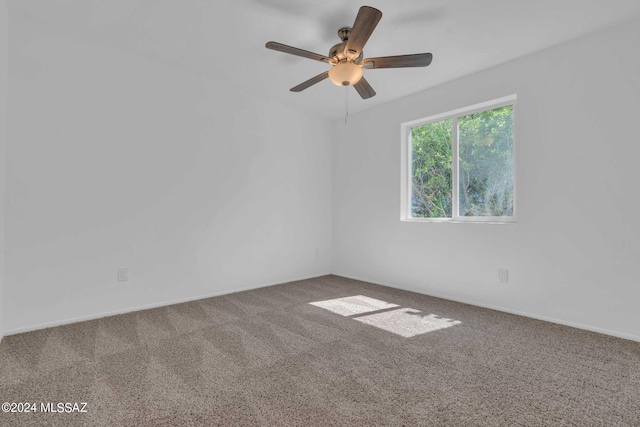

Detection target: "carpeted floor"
[0, 275, 639, 426]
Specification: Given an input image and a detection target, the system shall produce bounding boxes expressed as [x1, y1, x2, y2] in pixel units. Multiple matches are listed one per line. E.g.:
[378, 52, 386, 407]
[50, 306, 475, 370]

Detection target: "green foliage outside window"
[411, 119, 452, 217]
[411, 105, 514, 218]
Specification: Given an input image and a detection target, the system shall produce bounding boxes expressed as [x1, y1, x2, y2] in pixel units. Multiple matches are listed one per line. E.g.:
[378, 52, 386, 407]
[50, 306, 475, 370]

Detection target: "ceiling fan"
[265, 5, 433, 99]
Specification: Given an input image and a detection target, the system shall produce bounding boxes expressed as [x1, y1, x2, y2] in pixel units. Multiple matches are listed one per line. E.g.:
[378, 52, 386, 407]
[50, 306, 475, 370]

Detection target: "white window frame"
[400, 94, 517, 224]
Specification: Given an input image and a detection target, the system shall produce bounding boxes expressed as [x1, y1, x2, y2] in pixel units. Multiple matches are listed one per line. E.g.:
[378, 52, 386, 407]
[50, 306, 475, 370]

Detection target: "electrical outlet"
[117, 267, 129, 282]
[498, 268, 509, 284]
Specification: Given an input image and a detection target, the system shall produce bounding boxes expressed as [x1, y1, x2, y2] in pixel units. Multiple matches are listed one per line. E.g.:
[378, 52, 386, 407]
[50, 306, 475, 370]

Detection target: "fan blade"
[266, 41, 332, 63]
[290, 71, 330, 92]
[353, 76, 376, 99]
[344, 6, 382, 59]
[362, 53, 433, 69]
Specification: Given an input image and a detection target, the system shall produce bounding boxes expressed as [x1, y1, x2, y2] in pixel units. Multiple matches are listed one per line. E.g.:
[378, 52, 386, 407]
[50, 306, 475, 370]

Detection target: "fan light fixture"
[328, 61, 363, 86]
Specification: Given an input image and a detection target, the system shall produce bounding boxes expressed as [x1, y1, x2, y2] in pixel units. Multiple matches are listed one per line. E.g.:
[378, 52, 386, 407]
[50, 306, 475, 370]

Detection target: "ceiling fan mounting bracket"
[337, 27, 352, 42]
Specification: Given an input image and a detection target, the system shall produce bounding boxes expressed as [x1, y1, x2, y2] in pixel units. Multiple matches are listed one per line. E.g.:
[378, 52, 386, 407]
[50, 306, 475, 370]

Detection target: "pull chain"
[344, 86, 349, 125]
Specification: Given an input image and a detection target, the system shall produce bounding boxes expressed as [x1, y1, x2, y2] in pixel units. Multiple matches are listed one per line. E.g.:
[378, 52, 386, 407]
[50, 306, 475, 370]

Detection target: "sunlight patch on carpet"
[354, 308, 462, 337]
[309, 295, 461, 337]
[309, 295, 398, 316]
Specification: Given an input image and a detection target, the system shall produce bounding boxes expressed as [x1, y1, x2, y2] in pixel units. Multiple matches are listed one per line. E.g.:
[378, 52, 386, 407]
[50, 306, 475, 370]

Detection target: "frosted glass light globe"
[328, 61, 363, 86]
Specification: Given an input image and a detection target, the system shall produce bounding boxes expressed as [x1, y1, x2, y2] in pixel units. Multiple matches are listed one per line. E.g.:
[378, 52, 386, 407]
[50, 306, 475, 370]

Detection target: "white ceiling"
[8, 0, 640, 119]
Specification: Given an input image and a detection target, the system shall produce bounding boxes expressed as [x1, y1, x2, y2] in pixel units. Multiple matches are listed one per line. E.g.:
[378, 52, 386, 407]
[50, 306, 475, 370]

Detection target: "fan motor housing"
[329, 27, 363, 63]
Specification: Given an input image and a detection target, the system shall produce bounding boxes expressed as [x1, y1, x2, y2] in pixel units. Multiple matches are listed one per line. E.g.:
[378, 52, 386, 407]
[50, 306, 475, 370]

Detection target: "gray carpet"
[0, 275, 639, 426]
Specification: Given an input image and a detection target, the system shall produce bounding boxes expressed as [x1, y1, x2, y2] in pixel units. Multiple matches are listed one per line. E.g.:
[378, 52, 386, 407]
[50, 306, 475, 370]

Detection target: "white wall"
[4, 16, 332, 333]
[5, 9, 639, 343]
[0, 0, 7, 341]
[332, 17, 640, 341]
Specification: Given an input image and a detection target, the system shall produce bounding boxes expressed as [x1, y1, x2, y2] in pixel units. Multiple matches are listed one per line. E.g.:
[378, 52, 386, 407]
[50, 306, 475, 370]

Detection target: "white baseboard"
[334, 272, 640, 343]
[7, 271, 639, 343]
[4, 272, 331, 336]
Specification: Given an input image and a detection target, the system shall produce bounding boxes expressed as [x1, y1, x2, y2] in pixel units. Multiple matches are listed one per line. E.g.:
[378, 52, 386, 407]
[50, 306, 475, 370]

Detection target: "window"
[401, 95, 516, 223]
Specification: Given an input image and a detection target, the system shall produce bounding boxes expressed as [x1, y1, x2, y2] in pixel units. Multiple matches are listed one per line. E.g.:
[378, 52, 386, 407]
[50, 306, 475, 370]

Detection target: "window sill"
[401, 217, 516, 224]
